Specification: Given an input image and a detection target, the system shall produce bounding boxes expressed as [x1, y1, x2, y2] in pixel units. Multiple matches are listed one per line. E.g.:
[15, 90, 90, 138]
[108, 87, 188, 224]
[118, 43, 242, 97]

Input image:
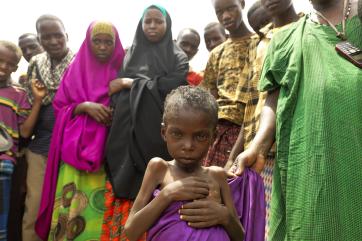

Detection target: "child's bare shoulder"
[147, 158, 170, 184]
[148, 157, 169, 172]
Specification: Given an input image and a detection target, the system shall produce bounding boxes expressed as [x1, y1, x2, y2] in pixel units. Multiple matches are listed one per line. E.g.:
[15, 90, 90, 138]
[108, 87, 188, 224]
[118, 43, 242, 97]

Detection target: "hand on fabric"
[82, 102, 112, 125]
[108, 78, 134, 96]
[31, 79, 47, 102]
[162, 176, 209, 202]
[230, 148, 266, 176]
[224, 160, 237, 178]
[179, 199, 230, 228]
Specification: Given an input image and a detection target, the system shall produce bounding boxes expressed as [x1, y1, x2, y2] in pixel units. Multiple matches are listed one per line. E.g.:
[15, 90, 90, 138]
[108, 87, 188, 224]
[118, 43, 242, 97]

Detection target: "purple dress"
[147, 169, 265, 241]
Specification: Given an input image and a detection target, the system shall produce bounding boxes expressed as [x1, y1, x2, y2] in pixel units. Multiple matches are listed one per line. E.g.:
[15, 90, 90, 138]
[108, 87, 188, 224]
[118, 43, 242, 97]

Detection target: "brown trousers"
[22, 150, 46, 241]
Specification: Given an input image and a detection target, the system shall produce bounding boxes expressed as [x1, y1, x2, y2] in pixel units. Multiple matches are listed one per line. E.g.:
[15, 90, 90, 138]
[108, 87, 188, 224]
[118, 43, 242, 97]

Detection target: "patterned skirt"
[48, 163, 146, 241]
[48, 163, 106, 240]
[202, 120, 241, 167]
[260, 155, 275, 241]
[100, 181, 146, 241]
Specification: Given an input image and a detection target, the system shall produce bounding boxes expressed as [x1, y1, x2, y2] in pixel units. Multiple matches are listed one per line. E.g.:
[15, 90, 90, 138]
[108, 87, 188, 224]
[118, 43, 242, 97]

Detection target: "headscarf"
[26, 50, 74, 105]
[106, 5, 189, 199]
[35, 21, 125, 240]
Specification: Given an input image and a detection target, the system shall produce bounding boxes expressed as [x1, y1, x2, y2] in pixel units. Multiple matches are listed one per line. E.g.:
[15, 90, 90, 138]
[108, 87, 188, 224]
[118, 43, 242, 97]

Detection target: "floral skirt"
[48, 163, 146, 241]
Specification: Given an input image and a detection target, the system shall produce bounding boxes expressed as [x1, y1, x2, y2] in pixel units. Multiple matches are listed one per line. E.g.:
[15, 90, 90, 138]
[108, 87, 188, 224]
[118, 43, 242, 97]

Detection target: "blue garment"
[0, 160, 14, 241]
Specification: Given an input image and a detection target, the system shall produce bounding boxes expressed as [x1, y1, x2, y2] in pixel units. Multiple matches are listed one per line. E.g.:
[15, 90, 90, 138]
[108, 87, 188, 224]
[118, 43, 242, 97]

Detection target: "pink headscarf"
[35, 21, 125, 240]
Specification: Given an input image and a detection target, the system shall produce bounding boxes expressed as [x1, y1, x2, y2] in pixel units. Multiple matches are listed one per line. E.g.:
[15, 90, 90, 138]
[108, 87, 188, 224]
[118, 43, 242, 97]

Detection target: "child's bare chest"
[161, 168, 222, 204]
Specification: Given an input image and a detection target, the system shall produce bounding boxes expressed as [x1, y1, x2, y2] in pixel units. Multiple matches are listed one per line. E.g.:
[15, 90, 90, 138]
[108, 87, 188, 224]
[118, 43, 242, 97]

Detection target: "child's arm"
[19, 80, 46, 138]
[230, 89, 279, 175]
[125, 158, 209, 241]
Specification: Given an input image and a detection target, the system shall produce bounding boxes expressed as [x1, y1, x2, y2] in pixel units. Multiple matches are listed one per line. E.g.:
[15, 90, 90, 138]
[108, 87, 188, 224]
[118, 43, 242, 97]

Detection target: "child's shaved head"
[163, 86, 218, 128]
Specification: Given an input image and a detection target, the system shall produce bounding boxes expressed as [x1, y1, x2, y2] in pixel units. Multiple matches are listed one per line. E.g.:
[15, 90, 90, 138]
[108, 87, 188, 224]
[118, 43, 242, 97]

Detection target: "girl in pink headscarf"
[35, 21, 125, 240]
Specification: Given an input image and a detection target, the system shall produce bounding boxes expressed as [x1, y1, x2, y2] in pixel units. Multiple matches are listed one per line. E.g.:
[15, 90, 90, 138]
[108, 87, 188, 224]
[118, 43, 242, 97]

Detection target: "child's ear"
[160, 122, 167, 141]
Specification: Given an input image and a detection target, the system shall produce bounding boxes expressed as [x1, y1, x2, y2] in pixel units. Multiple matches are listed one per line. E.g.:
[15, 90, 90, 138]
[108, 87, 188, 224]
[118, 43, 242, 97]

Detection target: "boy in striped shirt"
[0, 40, 45, 240]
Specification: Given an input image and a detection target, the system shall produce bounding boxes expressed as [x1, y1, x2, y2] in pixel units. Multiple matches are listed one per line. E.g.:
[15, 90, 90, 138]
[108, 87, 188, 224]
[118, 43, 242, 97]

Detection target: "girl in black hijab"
[106, 5, 188, 201]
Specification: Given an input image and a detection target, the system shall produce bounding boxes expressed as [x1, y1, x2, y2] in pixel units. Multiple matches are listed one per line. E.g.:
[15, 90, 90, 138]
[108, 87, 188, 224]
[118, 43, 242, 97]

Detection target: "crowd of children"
[0, 0, 361, 240]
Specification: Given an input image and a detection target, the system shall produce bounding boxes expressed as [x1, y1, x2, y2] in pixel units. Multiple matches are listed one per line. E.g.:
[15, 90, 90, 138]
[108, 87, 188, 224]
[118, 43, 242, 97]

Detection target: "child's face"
[142, 9, 167, 43]
[18, 36, 43, 62]
[213, 0, 244, 33]
[91, 33, 115, 63]
[261, 0, 293, 17]
[176, 31, 200, 61]
[0, 45, 18, 83]
[204, 27, 227, 52]
[38, 20, 68, 60]
[162, 108, 215, 172]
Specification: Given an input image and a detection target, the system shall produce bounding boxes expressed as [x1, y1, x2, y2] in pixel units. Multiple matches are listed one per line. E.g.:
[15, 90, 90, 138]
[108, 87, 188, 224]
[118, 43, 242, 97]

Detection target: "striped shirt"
[243, 19, 302, 150]
[201, 34, 259, 126]
[0, 86, 31, 162]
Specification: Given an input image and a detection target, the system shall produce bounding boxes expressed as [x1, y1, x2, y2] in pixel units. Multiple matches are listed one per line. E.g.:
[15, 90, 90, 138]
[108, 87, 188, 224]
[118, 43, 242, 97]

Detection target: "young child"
[18, 33, 43, 63]
[17, 33, 44, 87]
[105, 7, 188, 238]
[201, 0, 260, 168]
[125, 86, 244, 241]
[0, 40, 45, 240]
[176, 28, 203, 86]
[176, 28, 200, 61]
[203, 22, 227, 52]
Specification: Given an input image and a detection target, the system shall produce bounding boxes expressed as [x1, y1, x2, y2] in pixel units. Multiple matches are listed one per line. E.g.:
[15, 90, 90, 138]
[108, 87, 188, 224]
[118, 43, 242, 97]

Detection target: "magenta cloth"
[35, 21, 125, 240]
[147, 169, 265, 241]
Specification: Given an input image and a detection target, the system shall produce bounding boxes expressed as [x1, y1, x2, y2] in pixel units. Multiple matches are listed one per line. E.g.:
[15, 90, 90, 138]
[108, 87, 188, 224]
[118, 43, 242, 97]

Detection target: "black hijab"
[106, 5, 188, 199]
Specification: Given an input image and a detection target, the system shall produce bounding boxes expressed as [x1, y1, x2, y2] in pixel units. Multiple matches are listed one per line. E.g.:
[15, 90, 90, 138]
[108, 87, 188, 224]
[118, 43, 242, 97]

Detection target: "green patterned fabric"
[260, 15, 362, 241]
[48, 163, 106, 240]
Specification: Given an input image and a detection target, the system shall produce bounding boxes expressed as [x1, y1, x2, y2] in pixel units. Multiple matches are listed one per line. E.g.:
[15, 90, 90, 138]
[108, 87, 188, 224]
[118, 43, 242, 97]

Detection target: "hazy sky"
[0, 0, 312, 79]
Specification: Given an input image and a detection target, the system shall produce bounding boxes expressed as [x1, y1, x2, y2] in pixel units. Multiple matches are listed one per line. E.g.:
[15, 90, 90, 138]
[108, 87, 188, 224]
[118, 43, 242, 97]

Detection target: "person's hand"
[31, 79, 47, 102]
[109, 78, 123, 96]
[108, 78, 133, 96]
[179, 199, 229, 228]
[83, 102, 112, 125]
[224, 159, 237, 178]
[162, 176, 209, 202]
[230, 148, 266, 176]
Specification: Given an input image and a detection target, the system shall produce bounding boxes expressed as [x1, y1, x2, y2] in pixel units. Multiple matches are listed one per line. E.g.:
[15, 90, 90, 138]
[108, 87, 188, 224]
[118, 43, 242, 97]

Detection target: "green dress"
[48, 162, 107, 240]
[260, 15, 362, 241]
